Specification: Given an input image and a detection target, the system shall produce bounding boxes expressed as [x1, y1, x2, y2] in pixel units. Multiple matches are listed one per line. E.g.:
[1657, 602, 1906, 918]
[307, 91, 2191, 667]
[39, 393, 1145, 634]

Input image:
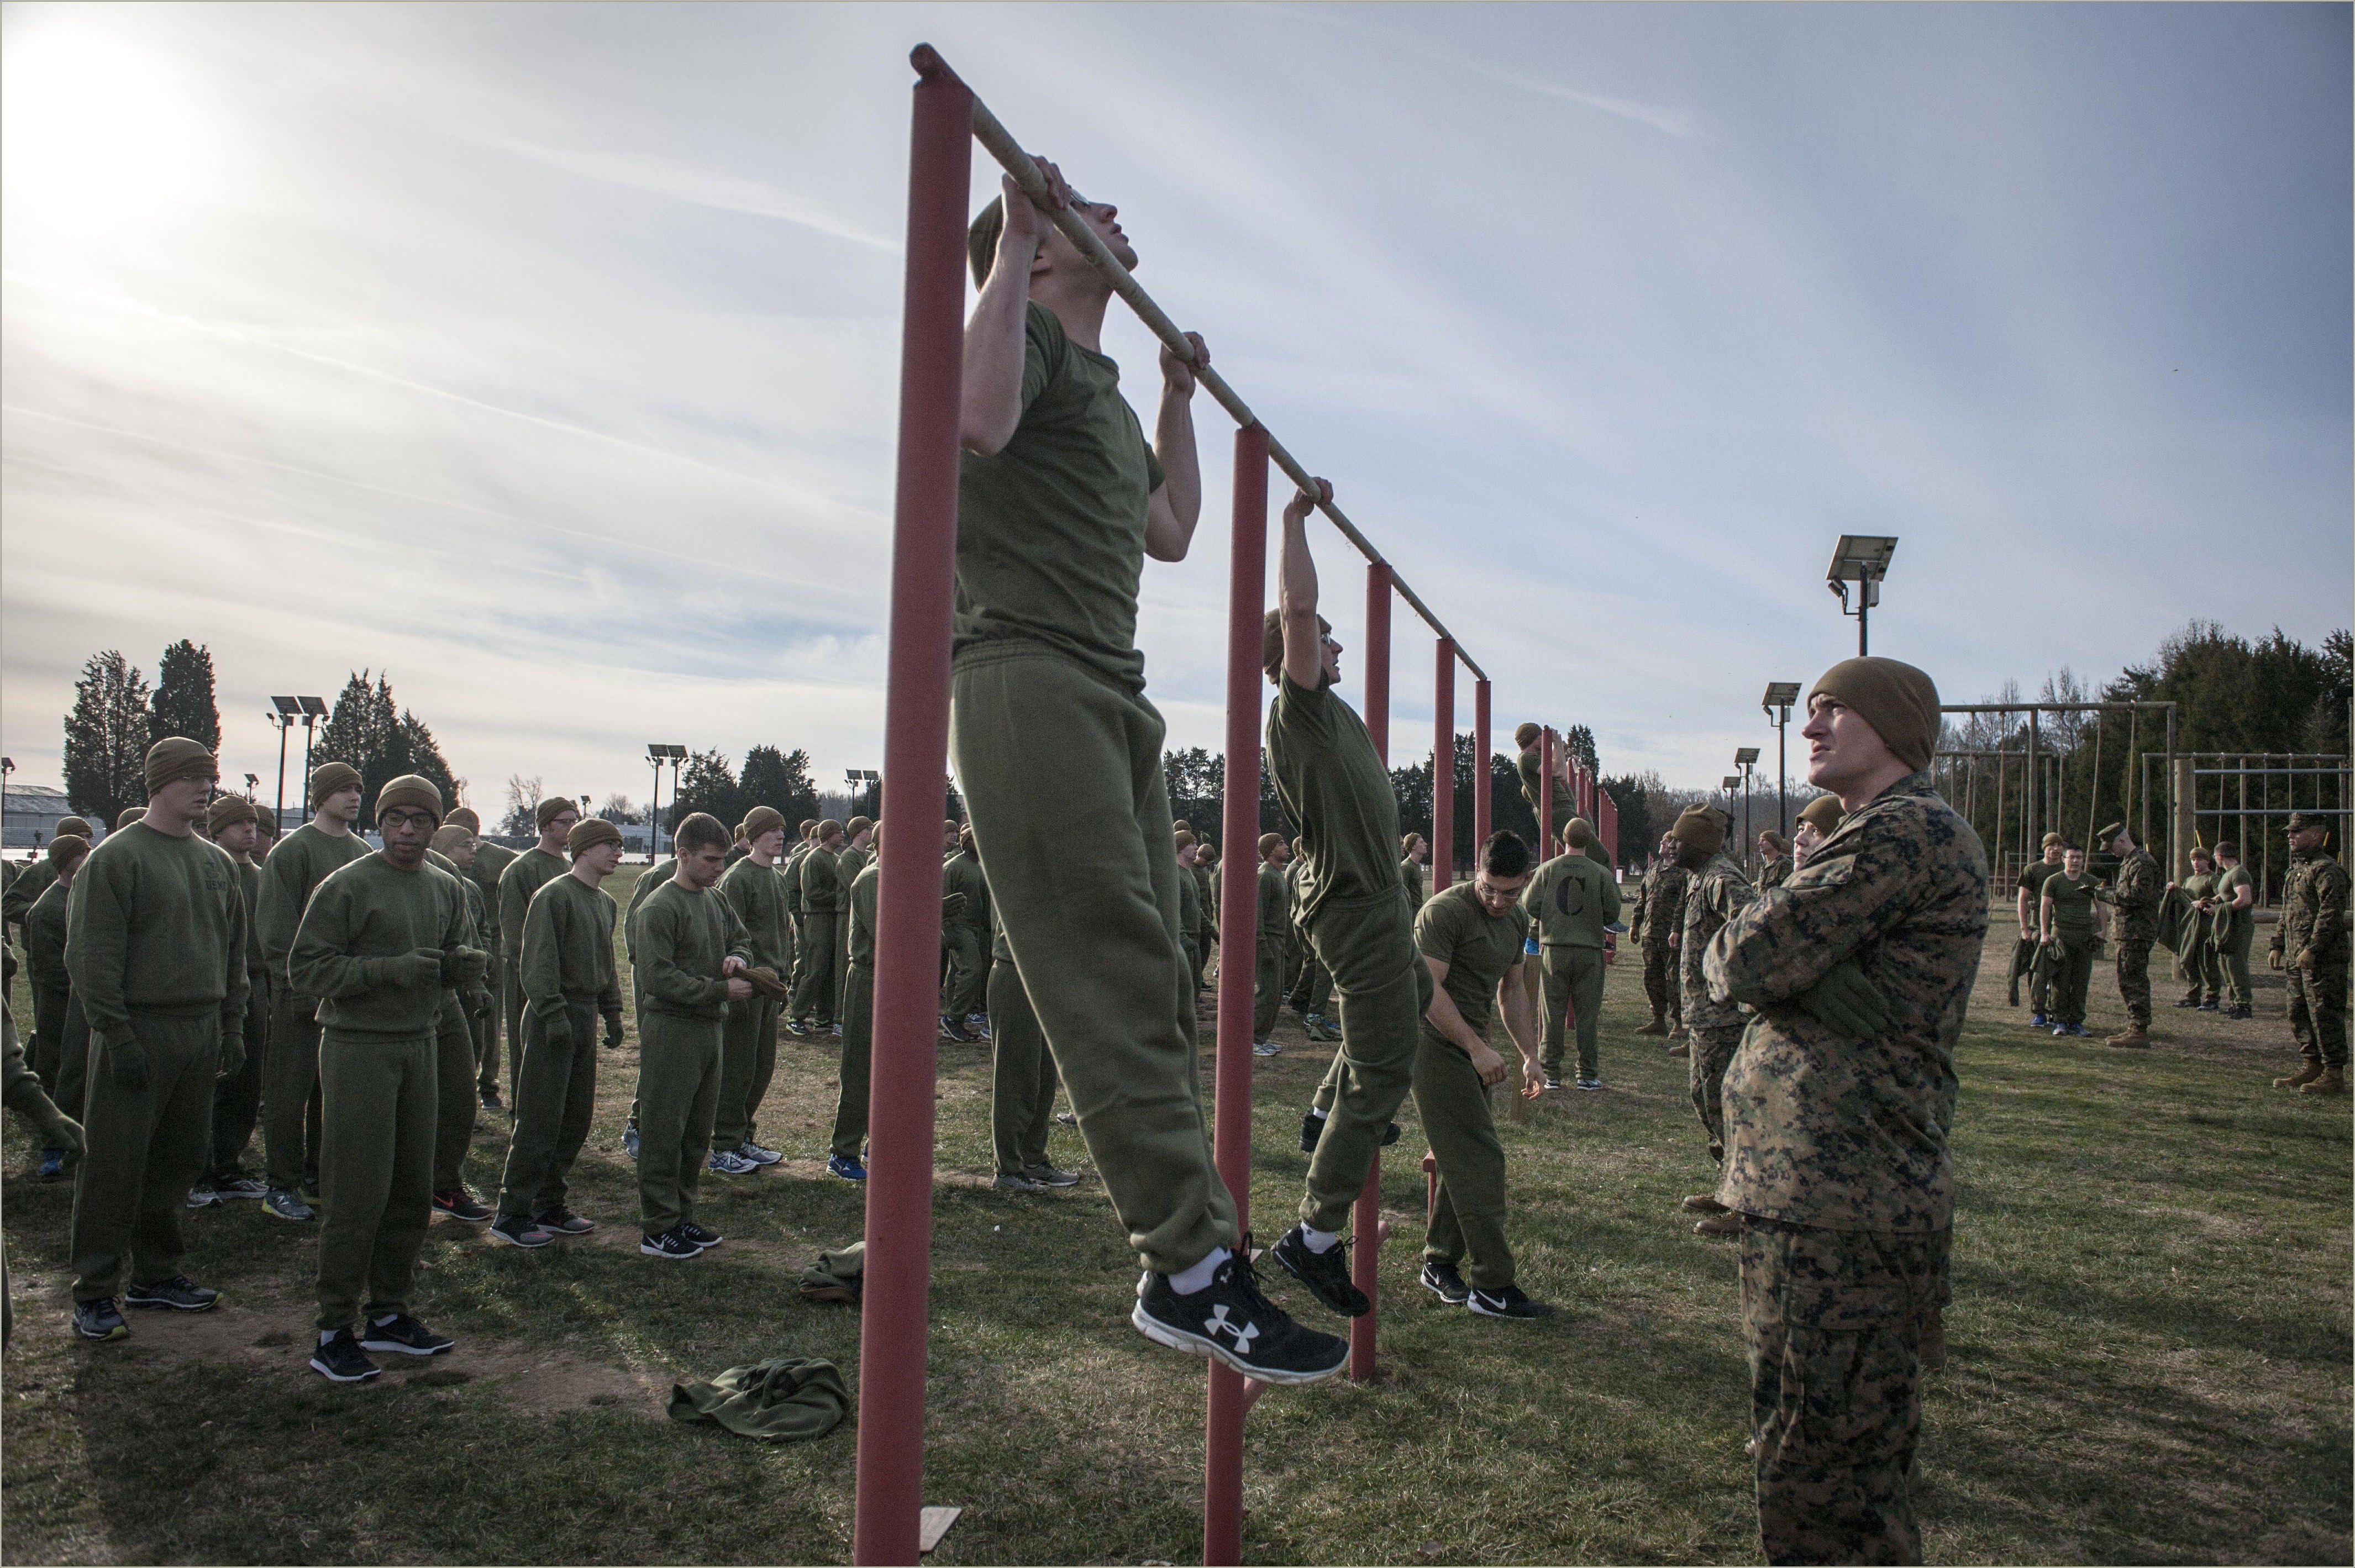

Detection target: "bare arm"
[1422, 954, 1509, 1087]
[1497, 960, 1541, 1067]
[2017, 884, 2035, 931]
[960, 166, 1069, 456]
[1278, 479, 1333, 688]
[2040, 893, 2056, 945]
[1143, 333, 1208, 561]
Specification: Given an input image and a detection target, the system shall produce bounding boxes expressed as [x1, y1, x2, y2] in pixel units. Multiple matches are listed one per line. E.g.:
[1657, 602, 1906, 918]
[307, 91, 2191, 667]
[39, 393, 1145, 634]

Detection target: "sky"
[4, 2, 2348, 818]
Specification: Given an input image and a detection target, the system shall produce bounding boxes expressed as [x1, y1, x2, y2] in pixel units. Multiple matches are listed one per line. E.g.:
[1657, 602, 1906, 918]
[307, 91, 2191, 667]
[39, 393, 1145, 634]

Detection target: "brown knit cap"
[1562, 816, 1594, 850]
[567, 817, 623, 856]
[144, 736, 217, 795]
[46, 835, 89, 871]
[309, 761, 362, 808]
[1514, 722, 1542, 749]
[430, 823, 476, 857]
[116, 807, 146, 830]
[376, 775, 445, 827]
[1760, 829, 1789, 854]
[2041, 830, 2065, 848]
[1258, 832, 1283, 859]
[1174, 829, 1197, 851]
[1806, 657, 1940, 772]
[56, 815, 92, 840]
[742, 806, 786, 844]
[534, 796, 578, 832]
[207, 794, 257, 835]
[847, 815, 873, 837]
[1797, 795, 1844, 834]
[816, 818, 844, 843]
[445, 807, 482, 833]
[1671, 806, 1728, 854]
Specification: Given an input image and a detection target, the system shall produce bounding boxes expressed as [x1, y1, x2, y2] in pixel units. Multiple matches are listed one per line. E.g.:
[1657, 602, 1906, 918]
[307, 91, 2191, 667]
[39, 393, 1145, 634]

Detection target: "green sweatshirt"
[288, 853, 472, 1038]
[1519, 853, 1621, 949]
[4, 857, 56, 932]
[783, 843, 811, 917]
[848, 862, 881, 969]
[942, 849, 990, 935]
[66, 823, 249, 1043]
[625, 857, 676, 964]
[24, 880, 70, 993]
[233, 853, 269, 983]
[255, 822, 372, 990]
[520, 872, 622, 1022]
[469, 841, 516, 950]
[838, 842, 872, 895]
[800, 844, 843, 915]
[497, 845, 568, 961]
[635, 878, 751, 1020]
[1257, 861, 1291, 936]
[718, 856, 792, 972]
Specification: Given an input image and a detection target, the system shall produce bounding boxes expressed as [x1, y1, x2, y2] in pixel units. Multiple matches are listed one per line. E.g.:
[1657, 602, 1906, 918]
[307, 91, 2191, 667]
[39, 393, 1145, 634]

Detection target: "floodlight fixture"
[1825, 535, 1898, 655]
[297, 696, 329, 717]
[1734, 746, 1760, 766]
[271, 696, 303, 716]
[1722, 776, 1740, 791]
[1763, 681, 1801, 713]
[1762, 683, 1801, 836]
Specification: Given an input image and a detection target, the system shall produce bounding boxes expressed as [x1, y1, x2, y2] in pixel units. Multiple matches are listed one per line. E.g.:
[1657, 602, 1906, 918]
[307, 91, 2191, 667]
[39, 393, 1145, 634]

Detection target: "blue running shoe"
[827, 1154, 868, 1182]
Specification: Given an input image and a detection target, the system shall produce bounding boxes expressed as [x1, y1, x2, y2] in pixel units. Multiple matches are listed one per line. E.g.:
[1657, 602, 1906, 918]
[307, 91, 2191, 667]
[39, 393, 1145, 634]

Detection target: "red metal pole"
[1539, 729, 1554, 861]
[854, 51, 971, 1568]
[1205, 423, 1269, 1568]
[1432, 640, 1455, 892]
[1347, 563, 1394, 1384]
[1472, 679, 1491, 856]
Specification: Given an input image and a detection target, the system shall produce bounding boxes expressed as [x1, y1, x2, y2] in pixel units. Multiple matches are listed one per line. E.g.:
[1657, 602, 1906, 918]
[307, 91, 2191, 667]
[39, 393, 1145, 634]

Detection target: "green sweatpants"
[832, 962, 875, 1162]
[635, 1010, 722, 1234]
[69, 1012, 220, 1303]
[1415, 1033, 1515, 1290]
[497, 998, 598, 1219]
[316, 1030, 436, 1334]
[500, 956, 526, 1101]
[1289, 950, 1333, 1018]
[54, 994, 91, 1130]
[793, 914, 838, 1027]
[1691, 1022, 1746, 1165]
[30, 982, 70, 1093]
[987, 955, 1055, 1176]
[2177, 940, 2222, 1004]
[263, 988, 324, 1192]
[712, 996, 779, 1151]
[432, 991, 477, 1192]
[1539, 945, 1607, 1080]
[1299, 896, 1428, 1233]
[942, 927, 987, 1020]
[952, 644, 1238, 1274]
[833, 909, 851, 1024]
[209, 988, 269, 1181]
[2220, 936, 2253, 1008]
[2048, 937, 2094, 1027]
[1254, 939, 1290, 1041]
[472, 990, 500, 1098]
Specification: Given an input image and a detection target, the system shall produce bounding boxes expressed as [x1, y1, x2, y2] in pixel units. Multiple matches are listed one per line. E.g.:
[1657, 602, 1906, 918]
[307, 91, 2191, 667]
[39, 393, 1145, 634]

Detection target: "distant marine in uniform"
[2270, 810, 2348, 1095]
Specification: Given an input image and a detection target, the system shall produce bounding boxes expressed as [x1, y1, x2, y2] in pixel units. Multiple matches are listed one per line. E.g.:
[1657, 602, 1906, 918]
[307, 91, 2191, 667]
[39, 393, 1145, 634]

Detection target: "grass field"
[3, 864, 2348, 1565]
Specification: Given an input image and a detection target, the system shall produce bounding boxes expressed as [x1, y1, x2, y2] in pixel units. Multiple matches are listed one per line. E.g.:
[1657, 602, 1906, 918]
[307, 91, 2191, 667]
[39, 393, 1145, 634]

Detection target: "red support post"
[1600, 787, 1619, 868]
[853, 51, 971, 1568]
[1205, 423, 1269, 1568]
[1472, 679, 1491, 856]
[1348, 563, 1393, 1384]
[1432, 641, 1455, 892]
[1539, 729, 1555, 861]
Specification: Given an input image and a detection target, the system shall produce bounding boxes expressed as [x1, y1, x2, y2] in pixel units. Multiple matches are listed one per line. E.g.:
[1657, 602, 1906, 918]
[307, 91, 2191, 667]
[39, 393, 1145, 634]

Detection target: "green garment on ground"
[1416, 881, 1530, 1048]
[832, 864, 882, 1162]
[799, 1243, 863, 1303]
[69, 1012, 219, 1304]
[2043, 869, 2099, 940]
[256, 824, 371, 987]
[635, 1008, 722, 1234]
[951, 642, 1236, 1275]
[793, 846, 842, 1024]
[953, 299, 1167, 692]
[987, 950, 1057, 1176]
[67, 822, 249, 1050]
[289, 854, 474, 1039]
[940, 849, 990, 1018]
[667, 1358, 850, 1443]
[315, 1028, 437, 1333]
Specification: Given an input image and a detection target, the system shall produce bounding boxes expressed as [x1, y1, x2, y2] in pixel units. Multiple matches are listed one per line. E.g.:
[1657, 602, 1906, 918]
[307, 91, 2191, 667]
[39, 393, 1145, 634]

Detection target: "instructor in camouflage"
[1630, 834, 1688, 1038]
[2093, 823, 2162, 1049]
[1674, 805, 1753, 1238]
[2269, 811, 2349, 1095]
[1705, 655, 1988, 1566]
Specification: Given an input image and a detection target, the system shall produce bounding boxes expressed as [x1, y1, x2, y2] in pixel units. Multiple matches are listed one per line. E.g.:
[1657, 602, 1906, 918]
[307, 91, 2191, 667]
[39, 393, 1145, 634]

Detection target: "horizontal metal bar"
[917, 43, 1487, 683]
[1938, 702, 2178, 714]
[2192, 767, 2351, 777]
[2192, 807, 2350, 815]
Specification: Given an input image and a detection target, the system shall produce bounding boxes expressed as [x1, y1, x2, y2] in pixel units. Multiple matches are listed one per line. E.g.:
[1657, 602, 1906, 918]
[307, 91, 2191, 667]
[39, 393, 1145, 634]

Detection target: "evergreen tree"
[148, 640, 222, 753]
[62, 650, 150, 828]
[671, 750, 744, 832]
[739, 745, 821, 829]
[314, 670, 460, 824]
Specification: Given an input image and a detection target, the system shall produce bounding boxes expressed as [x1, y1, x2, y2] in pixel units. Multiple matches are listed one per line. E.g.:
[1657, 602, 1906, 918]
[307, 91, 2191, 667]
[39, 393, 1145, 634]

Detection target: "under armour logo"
[1206, 1305, 1258, 1352]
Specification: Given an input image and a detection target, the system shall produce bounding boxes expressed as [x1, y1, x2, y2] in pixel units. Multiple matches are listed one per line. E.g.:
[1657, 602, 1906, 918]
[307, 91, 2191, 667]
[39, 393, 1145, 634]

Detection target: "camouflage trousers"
[1690, 1023, 1746, 1164]
[1643, 941, 1681, 1025]
[2288, 960, 2349, 1069]
[1742, 1217, 1947, 1566]
[2114, 938, 2153, 1029]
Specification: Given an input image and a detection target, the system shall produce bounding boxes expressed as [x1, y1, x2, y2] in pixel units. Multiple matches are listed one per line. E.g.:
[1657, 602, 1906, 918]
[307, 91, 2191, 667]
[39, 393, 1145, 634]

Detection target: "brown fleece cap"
[145, 736, 217, 795]
[56, 815, 92, 840]
[309, 761, 363, 808]
[1807, 656, 1940, 772]
[207, 794, 257, 834]
[567, 817, 623, 856]
[376, 775, 445, 827]
[116, 807, 146, 830]
[742, 806, 786, 844]
[445, 807, 482, 833]
[535, 797, 578, 832]
[46, 835, 89, 871]
[1797, 795, 1844, 834]
[430, 824, 476, 857]
[1671, 806, 1728, 855]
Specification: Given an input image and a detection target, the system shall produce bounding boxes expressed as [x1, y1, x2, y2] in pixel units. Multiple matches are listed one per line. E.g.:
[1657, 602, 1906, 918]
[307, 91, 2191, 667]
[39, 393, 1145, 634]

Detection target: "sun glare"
[2, 30, 203, 231]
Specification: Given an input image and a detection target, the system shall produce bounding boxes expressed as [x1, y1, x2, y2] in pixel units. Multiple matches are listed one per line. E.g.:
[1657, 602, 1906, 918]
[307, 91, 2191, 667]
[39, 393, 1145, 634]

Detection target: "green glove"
[217, 1028, 245, 1081]
[602, 1012, 625, 1050]
[107, 1035, 150, 1094]
[542, 1010, 574, 1049]
[441, 945, 489, 988]
[371, 950, 444, 990]
[1795, 958, 1892, 1042]
[39, 1107, 83, 1155]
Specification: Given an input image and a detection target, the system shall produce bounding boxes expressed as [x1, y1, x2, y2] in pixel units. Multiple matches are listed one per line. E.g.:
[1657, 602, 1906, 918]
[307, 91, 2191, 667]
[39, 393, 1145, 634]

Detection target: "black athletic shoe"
[125, 1276, 220, 1312]
[1466, 1283, 1554, 1319]
[1419, 1260, 1470, 1304]
[679, 1221, 723, 1250]
[310, 1328, 382, 1383]
[1299, 1111, 1325, 1153]
[532, 1208, 596, 1235]
[1381, 1121, 1401, 1146]
[1131, 1249, 1348, 1385]
[480, 1088, 503, 1111]
[490, 1214, 554, 1249]
[360, 1314, 455, 1356]
[784, 1017, 811, 1038]
[1023, 1163, 1081, 1188]
[432, 1187, 493, 1223]
[1271, 1224, 1369, 1317]
[72, 1297, 129, 1341]
[640, 1227, 700, 1260]
[2173, 997, 2201, 1009]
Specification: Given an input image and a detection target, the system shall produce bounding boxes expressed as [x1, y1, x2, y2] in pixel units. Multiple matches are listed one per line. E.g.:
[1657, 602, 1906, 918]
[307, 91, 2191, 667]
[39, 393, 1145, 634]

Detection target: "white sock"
[1301, 1224, 1340, 1254]
[1169, 1245, 1229, 1295]
[318, 1330, 338, 1346]
[1310, 1106, 1328, 1119]
[372, 1313, 399, 1327]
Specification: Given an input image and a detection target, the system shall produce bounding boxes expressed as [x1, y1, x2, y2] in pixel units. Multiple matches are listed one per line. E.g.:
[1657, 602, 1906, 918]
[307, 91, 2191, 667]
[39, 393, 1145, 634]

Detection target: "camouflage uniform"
[1633, 859, 1689, 1028]
[2099, 846, 2162, 1029]
[1705, 771, 1988, 1565]
[2273, 845, 2351, 1070]
[1759, 854, 1795, 892]
[1679, 849, 1754, 1162]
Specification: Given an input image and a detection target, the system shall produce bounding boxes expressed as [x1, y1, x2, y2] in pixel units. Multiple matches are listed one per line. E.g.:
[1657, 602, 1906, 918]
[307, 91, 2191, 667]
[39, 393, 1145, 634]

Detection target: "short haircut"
[675, 812, 731, 857]
[2215, 840, 2238, 859]
[1262, 607, 1330, 684]
[2060, 841, 2083, 854]
[1563, 820, 1592, 850]
[2190, 846, 2214, 862]
[1514, 723, 1542, 749]
[1478, 830, 1532, 880]
[1401, 832, 1424, 854]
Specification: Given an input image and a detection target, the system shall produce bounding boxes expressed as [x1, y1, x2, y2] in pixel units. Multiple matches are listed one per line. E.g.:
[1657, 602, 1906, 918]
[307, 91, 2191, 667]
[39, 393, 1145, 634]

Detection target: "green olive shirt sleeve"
[519, 885, 566, 1021]
[64, 851, 136, 1043]
[288, 877, 378, 1001]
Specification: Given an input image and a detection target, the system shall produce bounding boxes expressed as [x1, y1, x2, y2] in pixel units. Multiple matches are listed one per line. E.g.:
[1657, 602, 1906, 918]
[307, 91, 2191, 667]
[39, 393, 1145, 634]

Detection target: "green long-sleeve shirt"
[783, 843, 811, 917]
[469, 841, 516, 950]
[497, 846, 567, 961]
[800, 844, 844, 915]
[625, 857, 675, 964]
[635, 878, 751, 1020]
[718, 856, 792, 972]
[942, 850, 989, 935]
[289, 853, 472, 1039]
[519, 872, 621, 1023]
[849, 862, 881, 969]
[1176, 856, 1202, 944]
[1257, 861, 1291, 936]
[255, 822, 372, 991]
[24, 880, 70, 993]
[4, 857, 56, 933]
[232, 853, 268, 984]
[65, 823, 249, 1044]
[1520, 852, 1622, 949]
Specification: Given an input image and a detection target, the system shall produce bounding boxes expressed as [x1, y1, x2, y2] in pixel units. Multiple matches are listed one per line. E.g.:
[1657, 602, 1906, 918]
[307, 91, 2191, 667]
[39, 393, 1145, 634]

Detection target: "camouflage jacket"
[1678, 851, 1755, 1033]
[1633, 860, 1688, 944]
[2100, 848, 2163, 943]
[1704, 771, 1989, 1233]
[1759, 855, 1794, 891]
[2275, 848, 2351, 967]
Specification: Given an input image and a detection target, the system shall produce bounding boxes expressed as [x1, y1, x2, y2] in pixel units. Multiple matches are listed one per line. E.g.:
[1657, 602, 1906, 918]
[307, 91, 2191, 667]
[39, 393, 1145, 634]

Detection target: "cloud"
[474, 135, 902, 251]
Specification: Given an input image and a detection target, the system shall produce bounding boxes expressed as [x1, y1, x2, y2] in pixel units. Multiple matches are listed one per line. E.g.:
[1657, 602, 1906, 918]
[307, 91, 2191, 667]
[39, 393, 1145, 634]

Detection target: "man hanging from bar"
[956, 164, 1345, 1383]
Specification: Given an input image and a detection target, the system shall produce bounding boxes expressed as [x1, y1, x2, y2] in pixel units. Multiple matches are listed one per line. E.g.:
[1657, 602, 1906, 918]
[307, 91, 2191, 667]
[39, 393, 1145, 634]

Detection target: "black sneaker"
[1466, 1283, 1554, 1319]
[490, 1214, 554, 1249]
[125, 1276, 220, 1312]
[1271, 1224, 1369, 1317]
[360, 1314, 455, 1356]
[1541, 1074, 1563, 1091]
[784, 1017, 811, 1038]
[72, 1297, 129, 1341]
[1131, 1249, 1348, 1385]
[214, 1175, 269, 1200]
[1381, 1121, 1401, 1146]
[309, 1328, 382, 1383]
[1418, 1260, 1470, 1304]
[432, 1188, 493, 1223]
[532, 1208, 596, 1235]
[640, 1227, 700, 1260]
[679, 1221, 723, 1250]
[1299, 1111, 1326, 1153]
[480, 1088, 503, 1111]
[1022, 1163, 1081, 1188]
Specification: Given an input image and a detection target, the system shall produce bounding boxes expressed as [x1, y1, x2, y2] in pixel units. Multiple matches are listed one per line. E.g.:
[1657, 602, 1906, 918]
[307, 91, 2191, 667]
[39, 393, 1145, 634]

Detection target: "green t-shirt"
[1415, 880, 1529, 1049]
[2043, 869, 2099, 940]
[953, 301, 1166, 691]
[1265, 672, 1402, 928]
[2017, 856, 2061, 920]
[2213, 864, 2254, 953]
[1520, 853, 1622, 949]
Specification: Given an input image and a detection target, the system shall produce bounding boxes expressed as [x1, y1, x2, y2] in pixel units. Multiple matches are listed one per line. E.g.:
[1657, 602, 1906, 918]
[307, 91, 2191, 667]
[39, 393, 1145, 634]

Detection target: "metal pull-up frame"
[859, 45, 1499, 1567]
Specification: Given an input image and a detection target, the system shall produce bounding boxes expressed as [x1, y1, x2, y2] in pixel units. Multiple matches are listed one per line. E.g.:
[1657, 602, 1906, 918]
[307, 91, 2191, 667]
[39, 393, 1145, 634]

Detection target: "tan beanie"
[535, 796, 578, 832]
[46, 835, 89, 871]
[1760, 829, 1790, 854]
[742, 806, 786, 844]
[1671, 806, 1728, 855]
[116, 807, 146, 830]
[430, 823, 476, 857]
[309, 761, 362, 808]
[375, 774, 445, 827]
[567, 816, 623, 856]
[816, 818, 844, 844]
[144, 736, 217, 796]
[1806, 657, 1940, 772]
[847, 815, 874, 838]
[1258, 832, 1283, 859]
[446, 806, 482, 833]
[56, 815, 92, 840]
[1797, 795, 1844, 835]
[207, 794, 257, 835]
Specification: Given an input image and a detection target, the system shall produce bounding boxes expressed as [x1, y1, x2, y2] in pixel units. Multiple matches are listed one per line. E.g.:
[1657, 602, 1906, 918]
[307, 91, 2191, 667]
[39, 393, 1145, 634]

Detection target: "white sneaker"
[738, 1140, 782, 1167]
[707, 1149, 757, 1175]
[1252, 1040, 1281, 1058]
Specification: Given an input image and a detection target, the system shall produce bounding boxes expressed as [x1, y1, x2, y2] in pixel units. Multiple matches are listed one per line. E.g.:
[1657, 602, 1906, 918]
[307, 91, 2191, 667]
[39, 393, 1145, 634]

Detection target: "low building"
[4, 784, 82, 849]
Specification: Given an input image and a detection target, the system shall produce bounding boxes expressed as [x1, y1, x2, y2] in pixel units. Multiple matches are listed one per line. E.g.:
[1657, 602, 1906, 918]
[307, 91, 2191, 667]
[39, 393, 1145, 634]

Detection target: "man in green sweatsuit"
[23, 835, 87, 1098]
[255, 761, 371, 1220]
[781, 822, 813, 1005]
[792, 820, 844, 1034]
[833, 817, 872, 1025]
[66, 739, 249, 1342]
[447, 807, 512, 1107]
[4, 812, 92, 952]
[1253, 834, 1295, 1049]
[985, 896, 1074, 1192]
[1520, 816, 1622, 1090]
[632, 813, 753, 1257]
[288, 773, 477, 1381]
[1192, 839, 1219, 988]
[714, 806, 791, 1167]
[951, 171, 1341, 1382]
[940, 825, 991, 1038]
[830, 839, 885, 1182]
[425, 824, 495, 1219]
[495, 816, 624, 1244]
[1174, 833, 1204, 995]
[496, 797, 579, 1108]
[195, 796, 271, 1201]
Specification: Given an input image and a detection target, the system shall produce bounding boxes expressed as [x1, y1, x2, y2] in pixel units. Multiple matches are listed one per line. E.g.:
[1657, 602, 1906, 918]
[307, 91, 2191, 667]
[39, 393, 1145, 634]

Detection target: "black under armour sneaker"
[1418, 1260, 1470, 1304]
[1271, 1224, 1369, 1317]
[1132, 1249, 1348, 1385]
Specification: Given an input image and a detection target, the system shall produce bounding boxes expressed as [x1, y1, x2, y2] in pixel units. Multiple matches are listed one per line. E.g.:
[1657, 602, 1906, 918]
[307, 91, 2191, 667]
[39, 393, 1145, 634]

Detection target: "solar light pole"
[1735, 747, 1760, 869]
[296, 696, 328, 809]
[1722, 776, 1741, 819]
[847, 769, 881, 820]
[1826, 535, 1898, 656]
[1, 756, 12, 849]
[648, 745, 687, 856]
[1763, 682, 1800, 838]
